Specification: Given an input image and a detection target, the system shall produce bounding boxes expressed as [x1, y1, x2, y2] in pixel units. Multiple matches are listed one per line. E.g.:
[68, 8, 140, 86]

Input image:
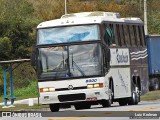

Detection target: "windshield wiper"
[71, 53, 86, 76]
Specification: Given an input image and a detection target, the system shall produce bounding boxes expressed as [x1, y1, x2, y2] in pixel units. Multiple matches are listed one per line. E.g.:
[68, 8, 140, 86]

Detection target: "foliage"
[0, 0, 39, 96]
[0, 104, 49, 111]
[0, 81, 38, 102]
[147, 0, 160, 34]
[0, 0, 40, 60]
[28, 0, 64, 20]
[0, 63, 36, 96]
[141, 90, 160, 101]
[0, 37, 12, 61]
[14, 81, 38, 97]
[0, 66, 3, 95]
[13, 63, 36, 88]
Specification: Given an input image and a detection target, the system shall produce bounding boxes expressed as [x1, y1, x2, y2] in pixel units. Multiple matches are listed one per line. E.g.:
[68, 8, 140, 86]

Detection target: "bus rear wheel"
[128, 92, 139, 105]
[49, 104, 60, 112]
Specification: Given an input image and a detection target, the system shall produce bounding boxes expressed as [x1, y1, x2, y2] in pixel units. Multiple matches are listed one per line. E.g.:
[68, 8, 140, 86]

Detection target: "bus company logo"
[116, 49, 128, 63]
[86, 79, 97, 83]
[68, 85, 74, 90]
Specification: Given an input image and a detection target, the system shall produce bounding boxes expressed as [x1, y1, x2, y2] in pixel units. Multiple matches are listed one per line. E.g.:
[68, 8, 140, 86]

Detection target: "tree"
[0, 37, 12, 61]
[28, 0, 64, 20]
[0, 0, 40, 59]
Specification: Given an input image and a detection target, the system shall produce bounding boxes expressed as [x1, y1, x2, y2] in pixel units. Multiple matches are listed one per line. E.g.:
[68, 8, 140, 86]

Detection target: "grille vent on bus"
[58, 93, 86, 102]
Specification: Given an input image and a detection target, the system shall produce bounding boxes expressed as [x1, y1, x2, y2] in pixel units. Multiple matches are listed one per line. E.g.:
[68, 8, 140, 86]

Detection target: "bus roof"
[37, 11, 143, 29]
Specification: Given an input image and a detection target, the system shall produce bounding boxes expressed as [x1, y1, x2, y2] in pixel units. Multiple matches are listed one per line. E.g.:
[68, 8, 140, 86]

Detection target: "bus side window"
[138, 26, 143, 46]
[116, 24, 122, 46]
[113, 24, 119, 46]
[133, 25, 138, 46]
[123, 25, 131, 46]
[140, 26, 145, 46]
[117, 24, 126, 46]
[104, 24, 115, 46]
[122, 25, 126, 46]
[103, 48, 110, 72]
[136, 25, 141, 46]
[127, 25, 132, 46]
[129, 25, 136, 46]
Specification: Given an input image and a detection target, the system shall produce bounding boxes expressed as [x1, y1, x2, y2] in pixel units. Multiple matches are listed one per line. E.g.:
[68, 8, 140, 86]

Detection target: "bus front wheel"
[49, 104, 60, 112]
[101, 95, 112, 107]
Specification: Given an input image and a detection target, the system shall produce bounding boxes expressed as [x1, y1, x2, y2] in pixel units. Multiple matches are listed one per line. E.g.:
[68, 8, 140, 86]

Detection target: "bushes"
[0, 37, 12, 61]
[13, 62, 37, 89]
[0, 63, 37, 96]
[14, 81, 38, 97]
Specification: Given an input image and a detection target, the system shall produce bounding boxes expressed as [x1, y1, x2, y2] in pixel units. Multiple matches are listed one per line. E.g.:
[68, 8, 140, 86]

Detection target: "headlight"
[87, 83, 103, 89]
[49, 87, 55, 92]
[87, 84, 94, 89]
[93, 84, 100, 88]
[40, 87, 55, 92]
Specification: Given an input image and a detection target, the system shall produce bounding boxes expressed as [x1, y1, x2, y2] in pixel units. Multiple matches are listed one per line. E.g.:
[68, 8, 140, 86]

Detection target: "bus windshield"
[38, 43, 102, 80]
[38, 25, 100, 45]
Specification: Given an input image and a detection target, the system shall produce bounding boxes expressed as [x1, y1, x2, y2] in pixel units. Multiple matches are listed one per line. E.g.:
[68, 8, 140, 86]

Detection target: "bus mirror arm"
[107, 49, 111, 63]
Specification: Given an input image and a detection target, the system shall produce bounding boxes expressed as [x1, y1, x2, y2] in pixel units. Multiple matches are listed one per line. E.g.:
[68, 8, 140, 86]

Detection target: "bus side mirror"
[30, 44, 36, 66]
[104, 49, 110, 73]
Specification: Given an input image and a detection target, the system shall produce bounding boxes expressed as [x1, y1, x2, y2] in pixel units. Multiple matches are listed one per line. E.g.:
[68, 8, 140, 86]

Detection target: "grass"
[0, 97, 3, 103]
[14, 81, 38, 98]
[0, 80, 49, 111]
[0, 81, 38, 103]
[141, 90, 160, 101]
[0, 104, 49, 111]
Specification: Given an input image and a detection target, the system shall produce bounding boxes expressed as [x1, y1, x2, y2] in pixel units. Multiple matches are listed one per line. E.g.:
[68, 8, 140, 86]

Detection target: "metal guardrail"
[0, 59, 30, 108]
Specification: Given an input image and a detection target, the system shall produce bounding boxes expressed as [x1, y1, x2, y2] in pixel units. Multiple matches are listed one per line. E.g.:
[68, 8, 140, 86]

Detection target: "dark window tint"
[104, 24, 115, 46]
[140, 26, 145, 46]
[129, 25, 136, 46]
[116, 24, 122, 46]
[119, 25, 125, 46]
[113, 24, 119, 45]
[123, 25, 131, 46]
[135, 26, 141, 46]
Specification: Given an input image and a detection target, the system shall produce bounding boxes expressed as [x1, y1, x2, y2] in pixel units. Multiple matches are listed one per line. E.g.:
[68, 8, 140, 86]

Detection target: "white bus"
[31, 12, 148, 112]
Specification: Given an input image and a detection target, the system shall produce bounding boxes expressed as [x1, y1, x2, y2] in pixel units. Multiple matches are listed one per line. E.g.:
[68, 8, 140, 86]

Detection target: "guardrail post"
[2, 65, 8, 108]
[9, 64, 15, 107]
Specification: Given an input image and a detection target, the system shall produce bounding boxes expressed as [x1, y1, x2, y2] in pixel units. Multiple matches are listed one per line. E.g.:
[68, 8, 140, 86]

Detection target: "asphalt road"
[1, 100, 160, 120]
[47, 100, 160, 120]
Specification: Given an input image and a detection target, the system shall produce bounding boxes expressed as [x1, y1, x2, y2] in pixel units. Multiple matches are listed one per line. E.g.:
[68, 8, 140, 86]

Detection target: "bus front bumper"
[39, 88, 109, 104]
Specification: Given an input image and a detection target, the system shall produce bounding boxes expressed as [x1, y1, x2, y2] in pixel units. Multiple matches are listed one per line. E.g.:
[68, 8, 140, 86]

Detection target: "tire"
[128, 92, 139, 105]
[135, 86, 140, 104]
[109, 80, 114, 104]
[74, 103, 91, 110]
[49, 104, 60, 112]
[101, 95, 112, 107]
